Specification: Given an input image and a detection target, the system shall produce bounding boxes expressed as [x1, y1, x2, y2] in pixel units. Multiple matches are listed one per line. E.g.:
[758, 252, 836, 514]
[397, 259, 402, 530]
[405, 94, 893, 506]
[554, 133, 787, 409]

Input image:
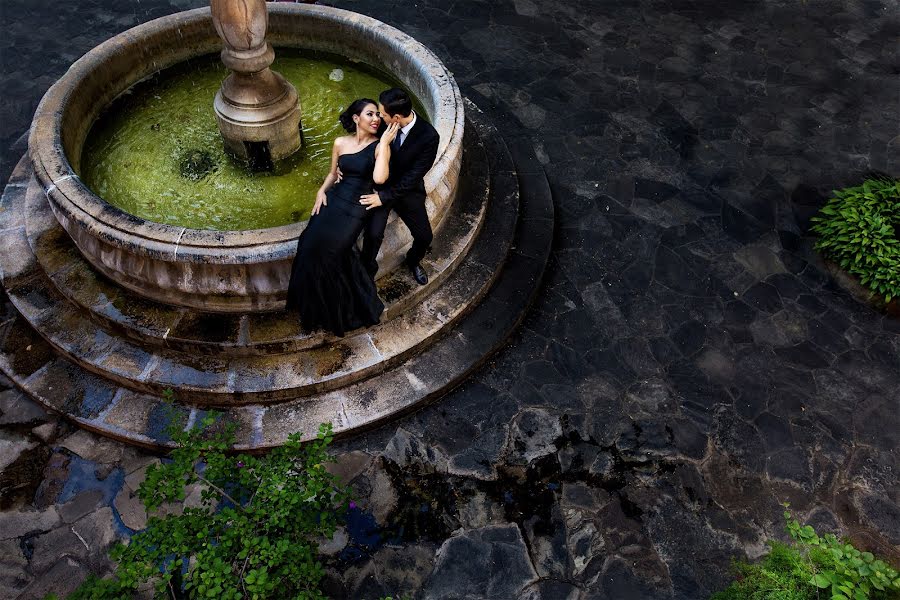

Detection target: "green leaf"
[813, 574, 832, 588]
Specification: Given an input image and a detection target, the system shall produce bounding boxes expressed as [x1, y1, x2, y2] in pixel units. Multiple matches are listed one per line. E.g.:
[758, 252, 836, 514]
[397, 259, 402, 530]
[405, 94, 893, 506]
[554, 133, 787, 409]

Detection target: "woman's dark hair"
[379, 88, 413, 118]
[339, 98, 378, 133]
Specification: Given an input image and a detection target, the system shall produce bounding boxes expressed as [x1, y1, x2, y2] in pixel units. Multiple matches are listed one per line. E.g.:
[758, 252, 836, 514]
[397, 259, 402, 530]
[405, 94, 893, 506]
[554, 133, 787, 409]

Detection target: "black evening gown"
[286, 141, 384, 336]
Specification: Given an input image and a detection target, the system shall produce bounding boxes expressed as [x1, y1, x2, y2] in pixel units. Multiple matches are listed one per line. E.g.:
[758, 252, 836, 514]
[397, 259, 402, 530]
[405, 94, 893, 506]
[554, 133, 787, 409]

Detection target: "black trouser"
[361, 194, 433, 278]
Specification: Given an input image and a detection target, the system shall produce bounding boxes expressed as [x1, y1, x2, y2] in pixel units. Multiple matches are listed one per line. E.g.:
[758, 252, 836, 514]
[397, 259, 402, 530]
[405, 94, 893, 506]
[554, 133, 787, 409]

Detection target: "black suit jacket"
[376, 115, 440, 210]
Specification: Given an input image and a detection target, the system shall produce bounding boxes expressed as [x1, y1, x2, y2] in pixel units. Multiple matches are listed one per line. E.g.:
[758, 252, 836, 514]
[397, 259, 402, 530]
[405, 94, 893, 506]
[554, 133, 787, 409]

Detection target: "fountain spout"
[210, 0, 302, 165]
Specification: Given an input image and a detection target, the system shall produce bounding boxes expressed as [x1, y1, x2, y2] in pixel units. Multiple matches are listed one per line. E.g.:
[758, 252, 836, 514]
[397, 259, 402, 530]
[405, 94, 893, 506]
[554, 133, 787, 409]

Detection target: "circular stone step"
[1, 107, 516, 404]
[23, 119, 491, 357]
[0, 100, 554, 448]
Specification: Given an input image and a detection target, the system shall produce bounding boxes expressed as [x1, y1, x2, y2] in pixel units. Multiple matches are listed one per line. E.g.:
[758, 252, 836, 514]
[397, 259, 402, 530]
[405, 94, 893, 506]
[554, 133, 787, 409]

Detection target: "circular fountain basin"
[29, 4, 464, 312]
[81, 51, 417, 231]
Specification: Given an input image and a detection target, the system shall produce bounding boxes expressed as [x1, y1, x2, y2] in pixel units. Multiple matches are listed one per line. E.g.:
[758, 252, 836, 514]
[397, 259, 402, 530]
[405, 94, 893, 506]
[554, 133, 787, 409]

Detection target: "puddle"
[333, 431, 683, 562]
[58, 455, 124, 506]
[339, 508, 388, 562]
[380, 461, 470, 543]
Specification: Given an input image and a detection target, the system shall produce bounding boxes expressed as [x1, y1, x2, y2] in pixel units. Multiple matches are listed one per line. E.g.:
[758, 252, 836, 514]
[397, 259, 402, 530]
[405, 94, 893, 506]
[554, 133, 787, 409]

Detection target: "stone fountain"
[0, 2, 553, 449]
[26, 3, 465, 312]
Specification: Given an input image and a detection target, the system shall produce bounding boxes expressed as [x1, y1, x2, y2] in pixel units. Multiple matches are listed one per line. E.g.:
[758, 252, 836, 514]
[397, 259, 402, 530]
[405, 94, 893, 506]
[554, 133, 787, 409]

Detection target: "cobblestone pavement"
[1, 1, 899, 599]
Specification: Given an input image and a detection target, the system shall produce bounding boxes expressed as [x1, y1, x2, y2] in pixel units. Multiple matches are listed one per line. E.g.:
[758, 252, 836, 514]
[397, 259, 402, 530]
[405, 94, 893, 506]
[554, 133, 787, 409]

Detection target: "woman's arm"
[373, 123, 399, 185]
[373, 144, 390, 185]
[312, 139, 341, 215]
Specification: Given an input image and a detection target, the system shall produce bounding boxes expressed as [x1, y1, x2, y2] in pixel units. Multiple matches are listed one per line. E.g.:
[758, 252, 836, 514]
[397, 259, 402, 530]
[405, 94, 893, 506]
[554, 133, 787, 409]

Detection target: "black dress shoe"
[410, 262, 428, 285]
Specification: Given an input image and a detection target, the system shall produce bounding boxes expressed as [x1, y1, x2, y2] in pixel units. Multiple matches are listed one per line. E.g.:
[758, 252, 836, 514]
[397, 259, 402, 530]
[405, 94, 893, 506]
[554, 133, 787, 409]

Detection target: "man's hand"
[335, 167, 343, 183]
[360, 193, 383, 211]
[312, 189, 327, 215]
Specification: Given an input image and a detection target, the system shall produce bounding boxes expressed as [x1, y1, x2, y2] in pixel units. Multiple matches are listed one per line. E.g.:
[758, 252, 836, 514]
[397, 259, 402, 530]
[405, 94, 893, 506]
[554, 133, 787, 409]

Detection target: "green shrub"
[712, 508, 900, 600]
[711, 540, 818, 600]
[68, 417, 349, 600]
[811, 177, 900, 302]
[784, 512, 900, 600]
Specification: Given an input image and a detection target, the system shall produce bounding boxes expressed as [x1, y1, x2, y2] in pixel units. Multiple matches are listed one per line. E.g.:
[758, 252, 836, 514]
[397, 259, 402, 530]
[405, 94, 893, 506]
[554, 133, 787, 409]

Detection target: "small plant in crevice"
[712, 507, 900, 600]
[810, 177, 900, 303]
[67, 416, 349, 600]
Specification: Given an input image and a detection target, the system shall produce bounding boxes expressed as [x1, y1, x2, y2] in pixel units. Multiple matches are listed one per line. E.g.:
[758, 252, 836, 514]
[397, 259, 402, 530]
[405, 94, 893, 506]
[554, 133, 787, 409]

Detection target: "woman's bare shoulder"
[333, 135, 354, 149]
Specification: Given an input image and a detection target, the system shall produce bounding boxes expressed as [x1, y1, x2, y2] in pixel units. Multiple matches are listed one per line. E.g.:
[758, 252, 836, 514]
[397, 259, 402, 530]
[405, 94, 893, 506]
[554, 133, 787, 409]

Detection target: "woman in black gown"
[286, 99, 399, 336]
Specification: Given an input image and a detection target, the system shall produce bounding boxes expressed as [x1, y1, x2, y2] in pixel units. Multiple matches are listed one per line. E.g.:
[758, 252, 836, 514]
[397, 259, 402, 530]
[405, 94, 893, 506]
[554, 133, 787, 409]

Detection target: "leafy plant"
[785, 511, 900, 600]
[811, 177, 900, 303]
[68, 417, 349, 599]
[712, 540, 822, 600]
[712, 508, 900, 600]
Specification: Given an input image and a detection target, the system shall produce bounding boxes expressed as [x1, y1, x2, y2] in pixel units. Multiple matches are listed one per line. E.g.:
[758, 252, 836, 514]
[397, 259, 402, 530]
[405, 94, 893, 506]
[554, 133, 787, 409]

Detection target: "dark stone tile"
[634, 178, 680, 204]
[774, 341, 831, 369]
[648, 336, 680, 366]
[722, 201, 768, 244]
[808, 319, 850, 355]
[654, 246, 708, 296]
[671, 320, 707, 358]
[767, 447, 812, 489]
[742, 282, 783, 314]
[765, 273, 809, 301]
[796, 293, 827, 315]
[671, 415, 710, 459]
[723, 300, 756, 326]
[651, 101, 699, 159]
[668, 361, 729, 423]
[754, 411, 794, 451]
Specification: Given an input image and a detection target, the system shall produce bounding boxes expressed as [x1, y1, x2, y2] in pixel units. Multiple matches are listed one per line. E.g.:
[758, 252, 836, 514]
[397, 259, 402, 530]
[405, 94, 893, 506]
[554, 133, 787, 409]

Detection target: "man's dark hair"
[379, 88, 413, 118]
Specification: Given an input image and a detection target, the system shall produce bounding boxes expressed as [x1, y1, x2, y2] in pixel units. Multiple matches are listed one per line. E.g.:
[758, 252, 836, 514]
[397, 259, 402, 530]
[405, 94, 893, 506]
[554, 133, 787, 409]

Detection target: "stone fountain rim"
[28, 4, 464, 261]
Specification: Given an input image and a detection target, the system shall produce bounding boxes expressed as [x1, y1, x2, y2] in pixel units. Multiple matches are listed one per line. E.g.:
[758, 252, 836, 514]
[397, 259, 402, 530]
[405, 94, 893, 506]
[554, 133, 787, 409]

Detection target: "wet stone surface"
[2, 0, 900, 598]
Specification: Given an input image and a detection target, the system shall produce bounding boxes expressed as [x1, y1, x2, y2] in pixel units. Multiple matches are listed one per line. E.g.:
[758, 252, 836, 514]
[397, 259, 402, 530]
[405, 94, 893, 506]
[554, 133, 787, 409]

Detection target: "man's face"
[378, 104, 400, 125]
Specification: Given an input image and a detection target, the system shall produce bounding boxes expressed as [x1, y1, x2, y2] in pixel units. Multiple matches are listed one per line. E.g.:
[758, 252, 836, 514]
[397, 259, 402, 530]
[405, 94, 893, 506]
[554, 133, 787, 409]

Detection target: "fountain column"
[210, 0, 302, 164]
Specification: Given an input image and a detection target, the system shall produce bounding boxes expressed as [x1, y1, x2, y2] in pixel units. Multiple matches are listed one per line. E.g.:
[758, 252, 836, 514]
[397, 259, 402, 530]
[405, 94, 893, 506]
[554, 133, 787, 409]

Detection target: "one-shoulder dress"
[285, 141, 384, 336]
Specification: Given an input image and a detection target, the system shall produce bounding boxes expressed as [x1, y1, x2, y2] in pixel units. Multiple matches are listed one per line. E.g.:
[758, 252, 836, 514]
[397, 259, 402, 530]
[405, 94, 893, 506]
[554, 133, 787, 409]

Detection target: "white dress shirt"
[397, 111, 417, 147]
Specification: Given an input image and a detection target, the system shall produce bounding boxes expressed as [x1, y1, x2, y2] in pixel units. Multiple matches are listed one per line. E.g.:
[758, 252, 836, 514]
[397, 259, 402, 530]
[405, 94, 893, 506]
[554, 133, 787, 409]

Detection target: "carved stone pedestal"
[210, 0, 302, 163]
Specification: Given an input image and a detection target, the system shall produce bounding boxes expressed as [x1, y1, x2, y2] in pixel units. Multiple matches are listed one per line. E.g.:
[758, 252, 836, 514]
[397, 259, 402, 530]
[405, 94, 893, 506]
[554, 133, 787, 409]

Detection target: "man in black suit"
[359, 88, 440, 285]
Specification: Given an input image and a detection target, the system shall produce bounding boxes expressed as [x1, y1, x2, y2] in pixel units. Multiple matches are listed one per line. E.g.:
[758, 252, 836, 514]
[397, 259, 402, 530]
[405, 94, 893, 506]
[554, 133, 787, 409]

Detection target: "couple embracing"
[285, 88, 440, 336]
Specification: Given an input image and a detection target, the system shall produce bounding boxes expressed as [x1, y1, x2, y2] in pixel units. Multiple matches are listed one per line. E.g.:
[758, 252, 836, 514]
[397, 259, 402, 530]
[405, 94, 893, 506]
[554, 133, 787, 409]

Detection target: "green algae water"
[80, 51, 407, 231]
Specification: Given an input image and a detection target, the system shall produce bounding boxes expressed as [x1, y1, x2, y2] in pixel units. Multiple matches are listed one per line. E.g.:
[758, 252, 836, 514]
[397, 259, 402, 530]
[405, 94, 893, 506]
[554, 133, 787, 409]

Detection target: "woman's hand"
[380, 122, 400, 147]
[312, 189, 327, 215]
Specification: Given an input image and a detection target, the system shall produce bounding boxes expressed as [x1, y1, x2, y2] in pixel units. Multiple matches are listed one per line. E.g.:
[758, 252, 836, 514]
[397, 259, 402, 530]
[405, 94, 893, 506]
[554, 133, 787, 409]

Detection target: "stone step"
[0, 104, 519, 405]
[23, 121, 491, 357]
[0, 99, 554, 448]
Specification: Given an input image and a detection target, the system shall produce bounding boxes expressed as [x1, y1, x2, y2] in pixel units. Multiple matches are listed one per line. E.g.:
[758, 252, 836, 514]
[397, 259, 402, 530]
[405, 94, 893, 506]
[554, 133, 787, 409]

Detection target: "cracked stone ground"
[1, 0, 898, 599]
